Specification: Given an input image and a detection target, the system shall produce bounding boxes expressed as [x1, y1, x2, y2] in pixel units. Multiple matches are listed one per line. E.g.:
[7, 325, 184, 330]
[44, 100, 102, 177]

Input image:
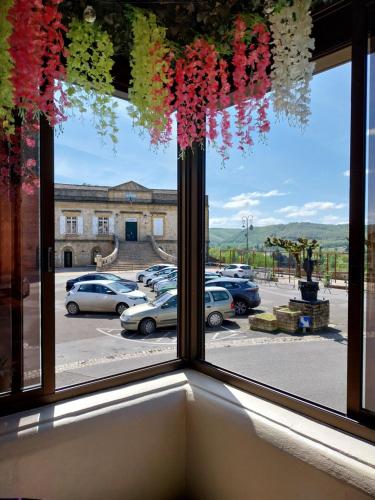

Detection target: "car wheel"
[138, 274, 144, 282]
[234, 300, 248, 316]
[139, 318, 156, 335]
[66, 302, 80, 315]
[146, 279, 152, 286]
[234, 273, 239, 278]
[207, 311, 223, 328]
[116, 303, 128, 316]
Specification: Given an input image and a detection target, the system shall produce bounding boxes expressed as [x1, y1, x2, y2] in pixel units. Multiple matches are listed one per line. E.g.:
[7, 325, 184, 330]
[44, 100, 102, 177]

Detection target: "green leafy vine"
[0, 0, 15, 136]
[66, 19, 118, 145]
[128, 8, 173, 142]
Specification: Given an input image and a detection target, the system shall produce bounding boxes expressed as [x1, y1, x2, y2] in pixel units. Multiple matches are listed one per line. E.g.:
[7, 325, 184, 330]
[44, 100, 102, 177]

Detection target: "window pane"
[0, 121, 41, 393]
[55, 96, 178, 388]
[363, 32, 375, 411]
[205, 62, 351, 412]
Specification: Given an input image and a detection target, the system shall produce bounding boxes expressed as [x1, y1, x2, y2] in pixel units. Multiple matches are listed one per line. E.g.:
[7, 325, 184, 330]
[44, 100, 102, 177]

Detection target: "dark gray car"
[206, 277, 261, 315]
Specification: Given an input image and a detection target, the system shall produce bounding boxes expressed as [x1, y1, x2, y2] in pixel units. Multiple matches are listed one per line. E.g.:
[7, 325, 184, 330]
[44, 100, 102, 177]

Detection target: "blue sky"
[55, 62, 352, 228]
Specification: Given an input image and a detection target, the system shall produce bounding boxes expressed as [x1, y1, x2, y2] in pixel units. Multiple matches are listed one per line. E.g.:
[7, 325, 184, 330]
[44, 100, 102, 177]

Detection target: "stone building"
[55, 180, 208, 268]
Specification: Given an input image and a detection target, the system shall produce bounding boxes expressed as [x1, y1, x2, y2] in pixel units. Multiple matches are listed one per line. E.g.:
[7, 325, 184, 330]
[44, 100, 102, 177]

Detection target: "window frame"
[98, 216, 109, 235]
[65, 216, 78, 235]
[2, 0, 375, 444]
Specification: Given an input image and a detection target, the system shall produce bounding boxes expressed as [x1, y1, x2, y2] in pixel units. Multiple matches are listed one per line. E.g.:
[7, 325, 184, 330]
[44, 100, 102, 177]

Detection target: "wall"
[0, 371, 374, 500]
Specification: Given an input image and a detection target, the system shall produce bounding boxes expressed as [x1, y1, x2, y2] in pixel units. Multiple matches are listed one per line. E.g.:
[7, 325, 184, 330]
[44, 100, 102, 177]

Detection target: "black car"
[65, 272, 138, 292]
[206, 277, 260, 315]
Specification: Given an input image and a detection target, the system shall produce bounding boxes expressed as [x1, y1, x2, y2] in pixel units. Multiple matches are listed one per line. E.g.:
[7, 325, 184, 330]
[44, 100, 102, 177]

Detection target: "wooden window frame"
[2, 0, 375, 445]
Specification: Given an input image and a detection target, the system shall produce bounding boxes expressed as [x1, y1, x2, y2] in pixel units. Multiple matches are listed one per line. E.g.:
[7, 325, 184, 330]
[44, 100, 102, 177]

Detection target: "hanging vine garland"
[128, 9, 174, 145]
[269, 0, 315, 127]
[66, 18, 118, 144]
[0, 0, 15, 137]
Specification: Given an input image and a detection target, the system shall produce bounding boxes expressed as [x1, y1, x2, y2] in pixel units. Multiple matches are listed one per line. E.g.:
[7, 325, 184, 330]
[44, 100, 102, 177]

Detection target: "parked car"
[155, 272, 218, 296]
[141, 265, 176, 284]
[65, 280, 148, 316]
[145, 266, 177, 287]
[121, 286, 234, 334]
[219, 264, 254, 279]
[154, 271, 178, 293]
[136, 264, 172, 283]
[65, 272, 138, 292]
[206, 277, 260, 315]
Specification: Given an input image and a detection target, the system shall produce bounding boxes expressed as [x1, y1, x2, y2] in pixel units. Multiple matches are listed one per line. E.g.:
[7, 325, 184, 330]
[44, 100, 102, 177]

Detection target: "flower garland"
[269, 0, 315, 127]
[128, 9, 174, 144]
[8, 0, 68, 127]
[0, 0, 15, 136]
[66, 19, 118, 144]
[175, 39, 220, 150]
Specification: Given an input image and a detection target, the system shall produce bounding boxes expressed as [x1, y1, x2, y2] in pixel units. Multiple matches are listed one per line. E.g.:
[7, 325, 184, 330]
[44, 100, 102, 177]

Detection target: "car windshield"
[109, 282, 131, 293]
[152, 292, 174, 307]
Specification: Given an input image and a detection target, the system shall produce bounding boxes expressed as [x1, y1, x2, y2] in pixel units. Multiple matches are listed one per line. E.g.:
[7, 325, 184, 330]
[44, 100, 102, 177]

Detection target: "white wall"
[0, 371, 374, 500]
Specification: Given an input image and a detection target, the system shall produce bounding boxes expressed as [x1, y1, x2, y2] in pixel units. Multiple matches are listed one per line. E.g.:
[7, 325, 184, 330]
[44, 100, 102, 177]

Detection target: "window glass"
[363, 32, 375, 412]
[78, 284, 96, 293]
[55, 95, 178, 388]
[205, 292, 212, 303]
[0, 120, 41, 393]
[212, 290, 230, 302]
[205, 62, 351, 412]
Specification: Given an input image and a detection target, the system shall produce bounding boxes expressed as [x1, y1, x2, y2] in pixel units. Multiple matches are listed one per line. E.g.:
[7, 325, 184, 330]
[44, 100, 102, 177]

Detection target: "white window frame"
[66, 216, 78, 235]
[98, 217, 109, 235]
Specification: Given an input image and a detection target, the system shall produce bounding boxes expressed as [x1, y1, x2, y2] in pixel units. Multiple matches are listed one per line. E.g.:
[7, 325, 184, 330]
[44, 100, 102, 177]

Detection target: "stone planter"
[298, 280, 319, 302]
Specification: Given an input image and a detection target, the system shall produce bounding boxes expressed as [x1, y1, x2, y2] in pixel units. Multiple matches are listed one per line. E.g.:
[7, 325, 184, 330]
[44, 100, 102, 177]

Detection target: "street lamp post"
[242, 215, 254, 253]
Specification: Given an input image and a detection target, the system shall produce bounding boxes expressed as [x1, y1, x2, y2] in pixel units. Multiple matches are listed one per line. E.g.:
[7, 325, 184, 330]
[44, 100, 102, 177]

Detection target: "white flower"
[269, 0, 315, 128]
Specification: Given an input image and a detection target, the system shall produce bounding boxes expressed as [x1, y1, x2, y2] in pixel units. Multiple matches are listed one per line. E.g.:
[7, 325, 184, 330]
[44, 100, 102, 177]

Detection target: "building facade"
[55, 181, 181, 268]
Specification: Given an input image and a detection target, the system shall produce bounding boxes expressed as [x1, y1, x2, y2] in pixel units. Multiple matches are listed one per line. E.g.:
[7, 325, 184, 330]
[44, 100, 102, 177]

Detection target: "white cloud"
[278, 201, 346, 219]
[283, 178, 294, 185]
[236, 165, 245, 171]
[303, 201, 346, 211]
[256, 217, 284, 226]
[224, 197, 260, 209]
[343, 170, 350, 177]
[224, 190, 287, 209]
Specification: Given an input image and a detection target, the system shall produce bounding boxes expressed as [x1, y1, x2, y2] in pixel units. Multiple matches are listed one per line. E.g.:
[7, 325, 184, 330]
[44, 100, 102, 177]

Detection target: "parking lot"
[52, 268, 348, 411]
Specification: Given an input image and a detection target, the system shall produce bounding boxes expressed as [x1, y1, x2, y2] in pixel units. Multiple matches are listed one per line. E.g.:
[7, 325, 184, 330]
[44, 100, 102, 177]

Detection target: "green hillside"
[209, 223, 349, 250]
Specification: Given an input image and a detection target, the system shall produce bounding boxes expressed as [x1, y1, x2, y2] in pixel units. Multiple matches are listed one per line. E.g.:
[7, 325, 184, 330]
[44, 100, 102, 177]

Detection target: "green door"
[125, 221, 137, 241]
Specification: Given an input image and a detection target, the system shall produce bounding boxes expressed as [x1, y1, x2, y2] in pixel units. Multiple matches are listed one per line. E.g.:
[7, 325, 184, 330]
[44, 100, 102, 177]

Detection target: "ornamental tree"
[264, 236, 319, 278]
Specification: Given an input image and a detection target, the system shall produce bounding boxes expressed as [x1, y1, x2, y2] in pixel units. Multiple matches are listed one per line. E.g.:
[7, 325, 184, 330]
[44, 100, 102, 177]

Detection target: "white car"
[136, 264, 171, 283]
[141, 265, 176, 284]
[220, 264, 254, 279]
[65, 280, 148, 316]
[154, 272, 178, 293]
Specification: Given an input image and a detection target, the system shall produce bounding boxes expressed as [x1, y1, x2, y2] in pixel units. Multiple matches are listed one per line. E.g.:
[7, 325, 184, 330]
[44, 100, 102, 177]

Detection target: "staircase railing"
[96, 236, 119, 270]
[149, 235, 177, 264]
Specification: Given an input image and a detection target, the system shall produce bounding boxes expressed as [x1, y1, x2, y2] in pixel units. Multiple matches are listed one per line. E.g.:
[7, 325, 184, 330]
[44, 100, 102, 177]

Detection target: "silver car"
[141, 265, 176, 284]
[145, 266, 177, 287]
[136, 264, 171, 283]
[65, 280, 148, 316]
[120, 286, 234, 335]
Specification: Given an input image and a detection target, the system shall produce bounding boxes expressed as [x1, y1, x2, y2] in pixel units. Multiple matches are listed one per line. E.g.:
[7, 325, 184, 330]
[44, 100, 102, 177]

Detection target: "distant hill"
[209, 223, 349, 251]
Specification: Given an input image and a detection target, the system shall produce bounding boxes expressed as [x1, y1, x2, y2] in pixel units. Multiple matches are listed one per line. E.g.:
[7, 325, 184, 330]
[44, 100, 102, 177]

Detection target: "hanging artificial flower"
[232, 16, 271, 151]
[0, 119, 40, 195]
[8, 0, 68, 127]
[128, 9, 174, 145]
[66, 18, 118, 144]
[269, 0, 315, 127]
[0, 0, 15, 136]
[175, 39, 220, 150]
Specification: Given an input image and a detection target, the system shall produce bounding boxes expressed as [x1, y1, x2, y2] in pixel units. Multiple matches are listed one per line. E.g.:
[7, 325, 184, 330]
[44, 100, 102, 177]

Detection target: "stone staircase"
[101, 241, 165, 272]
